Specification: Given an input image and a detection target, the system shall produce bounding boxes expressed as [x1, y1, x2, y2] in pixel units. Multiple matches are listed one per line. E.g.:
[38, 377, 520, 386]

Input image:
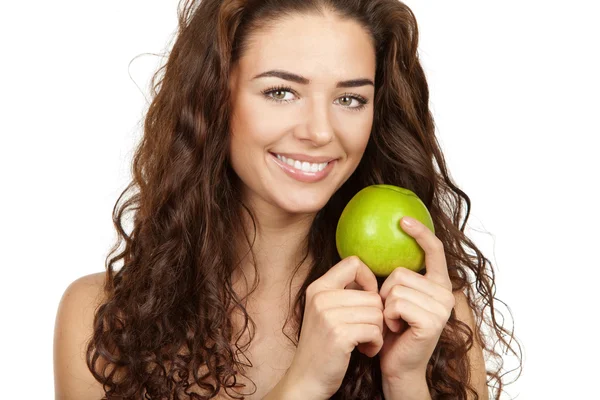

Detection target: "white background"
[1, 0, 598, 397]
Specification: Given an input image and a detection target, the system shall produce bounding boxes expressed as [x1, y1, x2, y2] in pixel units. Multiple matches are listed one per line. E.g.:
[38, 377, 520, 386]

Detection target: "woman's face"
[229, 12, 376, 215]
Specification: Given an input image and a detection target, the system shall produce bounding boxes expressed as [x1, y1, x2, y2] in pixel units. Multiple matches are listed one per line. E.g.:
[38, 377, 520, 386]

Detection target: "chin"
[273, 192, 329, 215]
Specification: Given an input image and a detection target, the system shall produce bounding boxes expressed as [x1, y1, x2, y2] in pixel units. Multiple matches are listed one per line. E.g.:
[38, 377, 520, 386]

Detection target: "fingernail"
[401, 216, 416, 228]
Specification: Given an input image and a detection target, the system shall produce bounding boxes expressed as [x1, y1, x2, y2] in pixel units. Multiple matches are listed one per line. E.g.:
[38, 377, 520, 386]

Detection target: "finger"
[385, 314, 407, 334]
[384, 297, 438, 333]
[319, 289, 384, 311]
[379, 267, 455, 308]
[380, 317, 403, 338]
[329, 306, 384, 334]
[399, 217, 451, 290]
[384, 284, 448, 317]
[357, 341, 382, 358]
[383, 285, 445, 334]
[350, 324, 384, 357]
[310, 255, 378, 295]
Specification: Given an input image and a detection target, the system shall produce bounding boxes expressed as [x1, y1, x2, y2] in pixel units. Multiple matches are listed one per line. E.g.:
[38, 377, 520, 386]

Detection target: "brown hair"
[86, 0, 523, 398]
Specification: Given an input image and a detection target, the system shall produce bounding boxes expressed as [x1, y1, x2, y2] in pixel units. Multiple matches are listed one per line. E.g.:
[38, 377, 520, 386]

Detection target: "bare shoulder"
[452, 289, 490, 400]
[53, 271, 108, 400]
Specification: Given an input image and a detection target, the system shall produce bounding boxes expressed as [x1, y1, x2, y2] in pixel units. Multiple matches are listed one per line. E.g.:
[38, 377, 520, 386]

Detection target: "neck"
[231, 200, 316, 301]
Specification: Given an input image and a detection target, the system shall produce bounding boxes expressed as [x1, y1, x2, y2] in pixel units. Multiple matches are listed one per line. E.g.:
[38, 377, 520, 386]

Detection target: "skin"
[227, 11, 489, 398]
[228, 11, 376, 300]
[53, 10, 488, 400]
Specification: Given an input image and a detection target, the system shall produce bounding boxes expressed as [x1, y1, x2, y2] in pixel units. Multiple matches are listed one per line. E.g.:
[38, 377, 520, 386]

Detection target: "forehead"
[236, 13, 376, 83]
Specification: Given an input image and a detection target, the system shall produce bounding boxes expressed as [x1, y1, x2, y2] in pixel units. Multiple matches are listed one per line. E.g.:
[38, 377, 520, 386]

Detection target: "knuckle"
[384, 298, 399, 316]
[321, 308, 337, 327]
[438, 314, 451, 328]
[434, 312, 449, 327]
[311, 291, 327, 313]
[349, 255, 362, 267]
[444, 310, 453, 322]
[391, 266, 410, 282]
[390, 265, 404, 277]
[330, 325, 346, 344]
[370, 292, 384, 309]
[369, 305, 382, 318]
[390, 285, 404, 298]
[433, 239, 445, 252]
[435, 306, 451, 323]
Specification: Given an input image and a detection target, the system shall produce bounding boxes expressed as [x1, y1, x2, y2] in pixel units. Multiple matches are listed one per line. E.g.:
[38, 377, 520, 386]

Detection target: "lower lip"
[269, 153, 336, 183]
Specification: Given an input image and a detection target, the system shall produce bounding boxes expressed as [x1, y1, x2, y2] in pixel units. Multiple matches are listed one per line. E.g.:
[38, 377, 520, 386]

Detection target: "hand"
[285, 256, 384, 400]
[377, 216, 455, 381]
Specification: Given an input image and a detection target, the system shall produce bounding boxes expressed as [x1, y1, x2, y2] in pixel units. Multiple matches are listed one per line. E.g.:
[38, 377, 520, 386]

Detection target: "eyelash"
[261, 85, 369, 111]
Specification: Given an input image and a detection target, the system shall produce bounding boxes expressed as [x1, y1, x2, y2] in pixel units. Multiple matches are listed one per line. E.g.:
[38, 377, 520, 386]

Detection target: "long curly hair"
[86, 0, 523, 398]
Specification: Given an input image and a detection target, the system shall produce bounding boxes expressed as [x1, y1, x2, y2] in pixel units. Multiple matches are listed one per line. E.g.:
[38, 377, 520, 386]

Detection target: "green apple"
[335, 184, 435, 277]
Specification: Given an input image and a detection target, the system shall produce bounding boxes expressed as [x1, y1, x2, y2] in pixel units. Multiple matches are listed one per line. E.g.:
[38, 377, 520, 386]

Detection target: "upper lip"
[271, 152, 337, 163]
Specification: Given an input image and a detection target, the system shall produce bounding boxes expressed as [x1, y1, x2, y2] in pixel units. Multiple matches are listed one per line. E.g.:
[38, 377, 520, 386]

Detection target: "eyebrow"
[251, 69, 374, 88]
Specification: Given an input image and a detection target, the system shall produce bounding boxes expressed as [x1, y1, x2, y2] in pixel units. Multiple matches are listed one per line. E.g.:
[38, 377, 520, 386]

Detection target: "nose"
[295, 99, 334, 146]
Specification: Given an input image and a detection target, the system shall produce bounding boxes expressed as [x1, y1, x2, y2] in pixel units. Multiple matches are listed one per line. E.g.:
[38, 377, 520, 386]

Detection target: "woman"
[54, 0, 522, 399]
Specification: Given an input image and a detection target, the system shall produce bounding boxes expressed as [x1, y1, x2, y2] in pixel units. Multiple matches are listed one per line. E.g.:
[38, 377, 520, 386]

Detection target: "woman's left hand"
[378, 216, 456, 381]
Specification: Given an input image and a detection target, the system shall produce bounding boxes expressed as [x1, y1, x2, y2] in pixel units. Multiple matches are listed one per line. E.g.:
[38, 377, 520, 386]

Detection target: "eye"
[261, 85, 369, 111]
[262, 85, 298, 103]
[335, 94, 368, 111]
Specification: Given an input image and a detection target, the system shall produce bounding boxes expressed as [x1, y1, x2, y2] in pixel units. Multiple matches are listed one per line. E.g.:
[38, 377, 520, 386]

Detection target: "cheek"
[230, 95, 288, 147]
[339, 115, 372, 154]
[228, 98, 284, 178]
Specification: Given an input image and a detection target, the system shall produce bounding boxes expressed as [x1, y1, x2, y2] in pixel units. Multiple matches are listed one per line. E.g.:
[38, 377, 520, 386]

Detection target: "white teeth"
[275, 153, 329, 172]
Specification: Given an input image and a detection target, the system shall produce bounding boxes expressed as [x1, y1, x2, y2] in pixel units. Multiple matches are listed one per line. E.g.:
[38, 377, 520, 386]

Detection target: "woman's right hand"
[283, 255, 385, 399]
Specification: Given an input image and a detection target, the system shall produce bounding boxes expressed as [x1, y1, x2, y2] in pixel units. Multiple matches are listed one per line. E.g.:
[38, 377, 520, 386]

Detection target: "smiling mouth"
[271, 153, 331, 173]
[269, 152, 336, 183]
